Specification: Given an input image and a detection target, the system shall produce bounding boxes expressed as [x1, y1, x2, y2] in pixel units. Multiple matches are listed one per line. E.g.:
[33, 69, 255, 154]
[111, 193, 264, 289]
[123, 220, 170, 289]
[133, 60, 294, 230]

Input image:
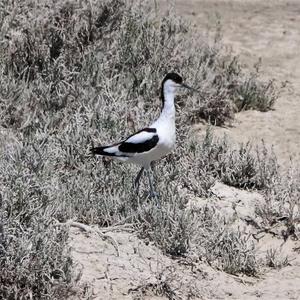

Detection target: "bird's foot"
[149, 191, 159, 198]
[133, 183, 140, 194]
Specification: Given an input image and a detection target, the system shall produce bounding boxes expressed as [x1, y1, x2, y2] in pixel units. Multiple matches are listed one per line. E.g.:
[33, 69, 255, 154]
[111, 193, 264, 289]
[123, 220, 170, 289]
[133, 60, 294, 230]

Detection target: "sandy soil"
[69, 1, 300, 299]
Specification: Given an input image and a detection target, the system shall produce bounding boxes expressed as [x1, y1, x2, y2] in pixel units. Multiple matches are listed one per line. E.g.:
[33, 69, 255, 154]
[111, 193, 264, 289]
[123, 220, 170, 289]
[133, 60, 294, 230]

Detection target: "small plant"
[135, 191, 194, 257]
[265, 248, 290, 269]
[255, 167, 300, 241]
[189, 88, 235, 126]
[189, 129, 279, 190]
[130, 266, 201, 300]
[233, 74, 278, 112]
[0, 221, 73, 299]
[192, 207, 258, 276]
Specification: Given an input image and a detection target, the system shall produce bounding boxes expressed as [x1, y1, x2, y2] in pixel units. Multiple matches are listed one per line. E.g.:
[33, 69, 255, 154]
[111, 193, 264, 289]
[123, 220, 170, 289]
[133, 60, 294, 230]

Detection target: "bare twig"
[54, 219, 120, 257]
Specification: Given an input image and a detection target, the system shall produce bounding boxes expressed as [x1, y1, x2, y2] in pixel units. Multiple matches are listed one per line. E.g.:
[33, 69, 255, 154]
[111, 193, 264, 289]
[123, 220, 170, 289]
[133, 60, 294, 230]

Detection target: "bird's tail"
[90, 144, 121, 157]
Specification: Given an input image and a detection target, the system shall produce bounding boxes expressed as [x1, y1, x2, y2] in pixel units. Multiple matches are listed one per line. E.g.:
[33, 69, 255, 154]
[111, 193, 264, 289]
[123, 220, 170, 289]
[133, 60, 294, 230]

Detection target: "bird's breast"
[157, 124, 176, 152]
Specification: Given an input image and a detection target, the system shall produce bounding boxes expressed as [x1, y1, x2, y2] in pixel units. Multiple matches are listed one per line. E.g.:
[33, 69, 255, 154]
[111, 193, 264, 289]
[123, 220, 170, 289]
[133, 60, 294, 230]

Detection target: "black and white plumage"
[91, 72, 195, 197]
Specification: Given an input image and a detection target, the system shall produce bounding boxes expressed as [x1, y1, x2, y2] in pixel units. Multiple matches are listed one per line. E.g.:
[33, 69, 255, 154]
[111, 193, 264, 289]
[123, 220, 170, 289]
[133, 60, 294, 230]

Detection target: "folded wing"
[119, 128, 159, 153]
[91, 128, 159, 157]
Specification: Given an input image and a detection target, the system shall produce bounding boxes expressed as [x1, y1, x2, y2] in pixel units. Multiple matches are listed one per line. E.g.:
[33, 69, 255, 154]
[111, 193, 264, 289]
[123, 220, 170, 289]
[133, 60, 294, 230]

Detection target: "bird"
[90, 72, 196, 198]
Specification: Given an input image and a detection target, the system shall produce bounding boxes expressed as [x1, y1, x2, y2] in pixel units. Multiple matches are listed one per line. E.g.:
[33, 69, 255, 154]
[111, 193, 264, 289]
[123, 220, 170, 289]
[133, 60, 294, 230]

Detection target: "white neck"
[159, 80, 176, 121]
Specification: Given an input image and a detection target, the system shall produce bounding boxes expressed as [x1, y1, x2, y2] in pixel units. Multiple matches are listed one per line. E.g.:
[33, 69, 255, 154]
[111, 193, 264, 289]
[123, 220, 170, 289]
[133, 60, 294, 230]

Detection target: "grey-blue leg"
[146, 168, 158, 199]
[134, 167, 144, 192]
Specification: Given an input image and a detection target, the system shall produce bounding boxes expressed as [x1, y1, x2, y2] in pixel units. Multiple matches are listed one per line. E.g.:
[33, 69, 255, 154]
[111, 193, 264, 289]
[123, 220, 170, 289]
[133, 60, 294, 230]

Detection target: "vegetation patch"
[0, 0, 291, 298]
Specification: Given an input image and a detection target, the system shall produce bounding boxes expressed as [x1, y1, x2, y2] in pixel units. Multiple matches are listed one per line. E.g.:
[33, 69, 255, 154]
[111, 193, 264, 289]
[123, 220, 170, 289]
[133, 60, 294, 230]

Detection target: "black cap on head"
[160, 72, 183, 107]
[162, 72, 183, 85]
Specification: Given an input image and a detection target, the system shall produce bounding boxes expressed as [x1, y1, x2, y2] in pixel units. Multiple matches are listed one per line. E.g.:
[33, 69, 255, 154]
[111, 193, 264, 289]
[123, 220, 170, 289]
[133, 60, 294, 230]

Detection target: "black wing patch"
[91, 127, 158, 156]
[119, 133, 159, 153]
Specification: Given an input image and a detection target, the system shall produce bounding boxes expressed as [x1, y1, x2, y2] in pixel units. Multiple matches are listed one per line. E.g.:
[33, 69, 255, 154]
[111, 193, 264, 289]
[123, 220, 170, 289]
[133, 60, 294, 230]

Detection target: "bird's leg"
[150, 161, 156, 179]
[133, 167, 144, 193]
[146, 168, 159, 199]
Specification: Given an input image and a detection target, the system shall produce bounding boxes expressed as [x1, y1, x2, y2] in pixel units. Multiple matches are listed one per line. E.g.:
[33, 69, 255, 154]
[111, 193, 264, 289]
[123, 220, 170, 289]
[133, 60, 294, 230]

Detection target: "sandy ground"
[69, 1, 300, 299]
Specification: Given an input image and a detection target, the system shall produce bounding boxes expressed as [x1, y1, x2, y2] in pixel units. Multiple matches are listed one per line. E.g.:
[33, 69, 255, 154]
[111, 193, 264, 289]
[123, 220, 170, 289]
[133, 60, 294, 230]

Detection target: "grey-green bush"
[0, 0, 285, 298]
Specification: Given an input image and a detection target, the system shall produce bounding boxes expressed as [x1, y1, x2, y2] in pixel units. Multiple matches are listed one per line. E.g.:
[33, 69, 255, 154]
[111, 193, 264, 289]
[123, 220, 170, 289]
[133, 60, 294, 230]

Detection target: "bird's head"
[160, 72, 197, 106]
[162, 72, 197, 95]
